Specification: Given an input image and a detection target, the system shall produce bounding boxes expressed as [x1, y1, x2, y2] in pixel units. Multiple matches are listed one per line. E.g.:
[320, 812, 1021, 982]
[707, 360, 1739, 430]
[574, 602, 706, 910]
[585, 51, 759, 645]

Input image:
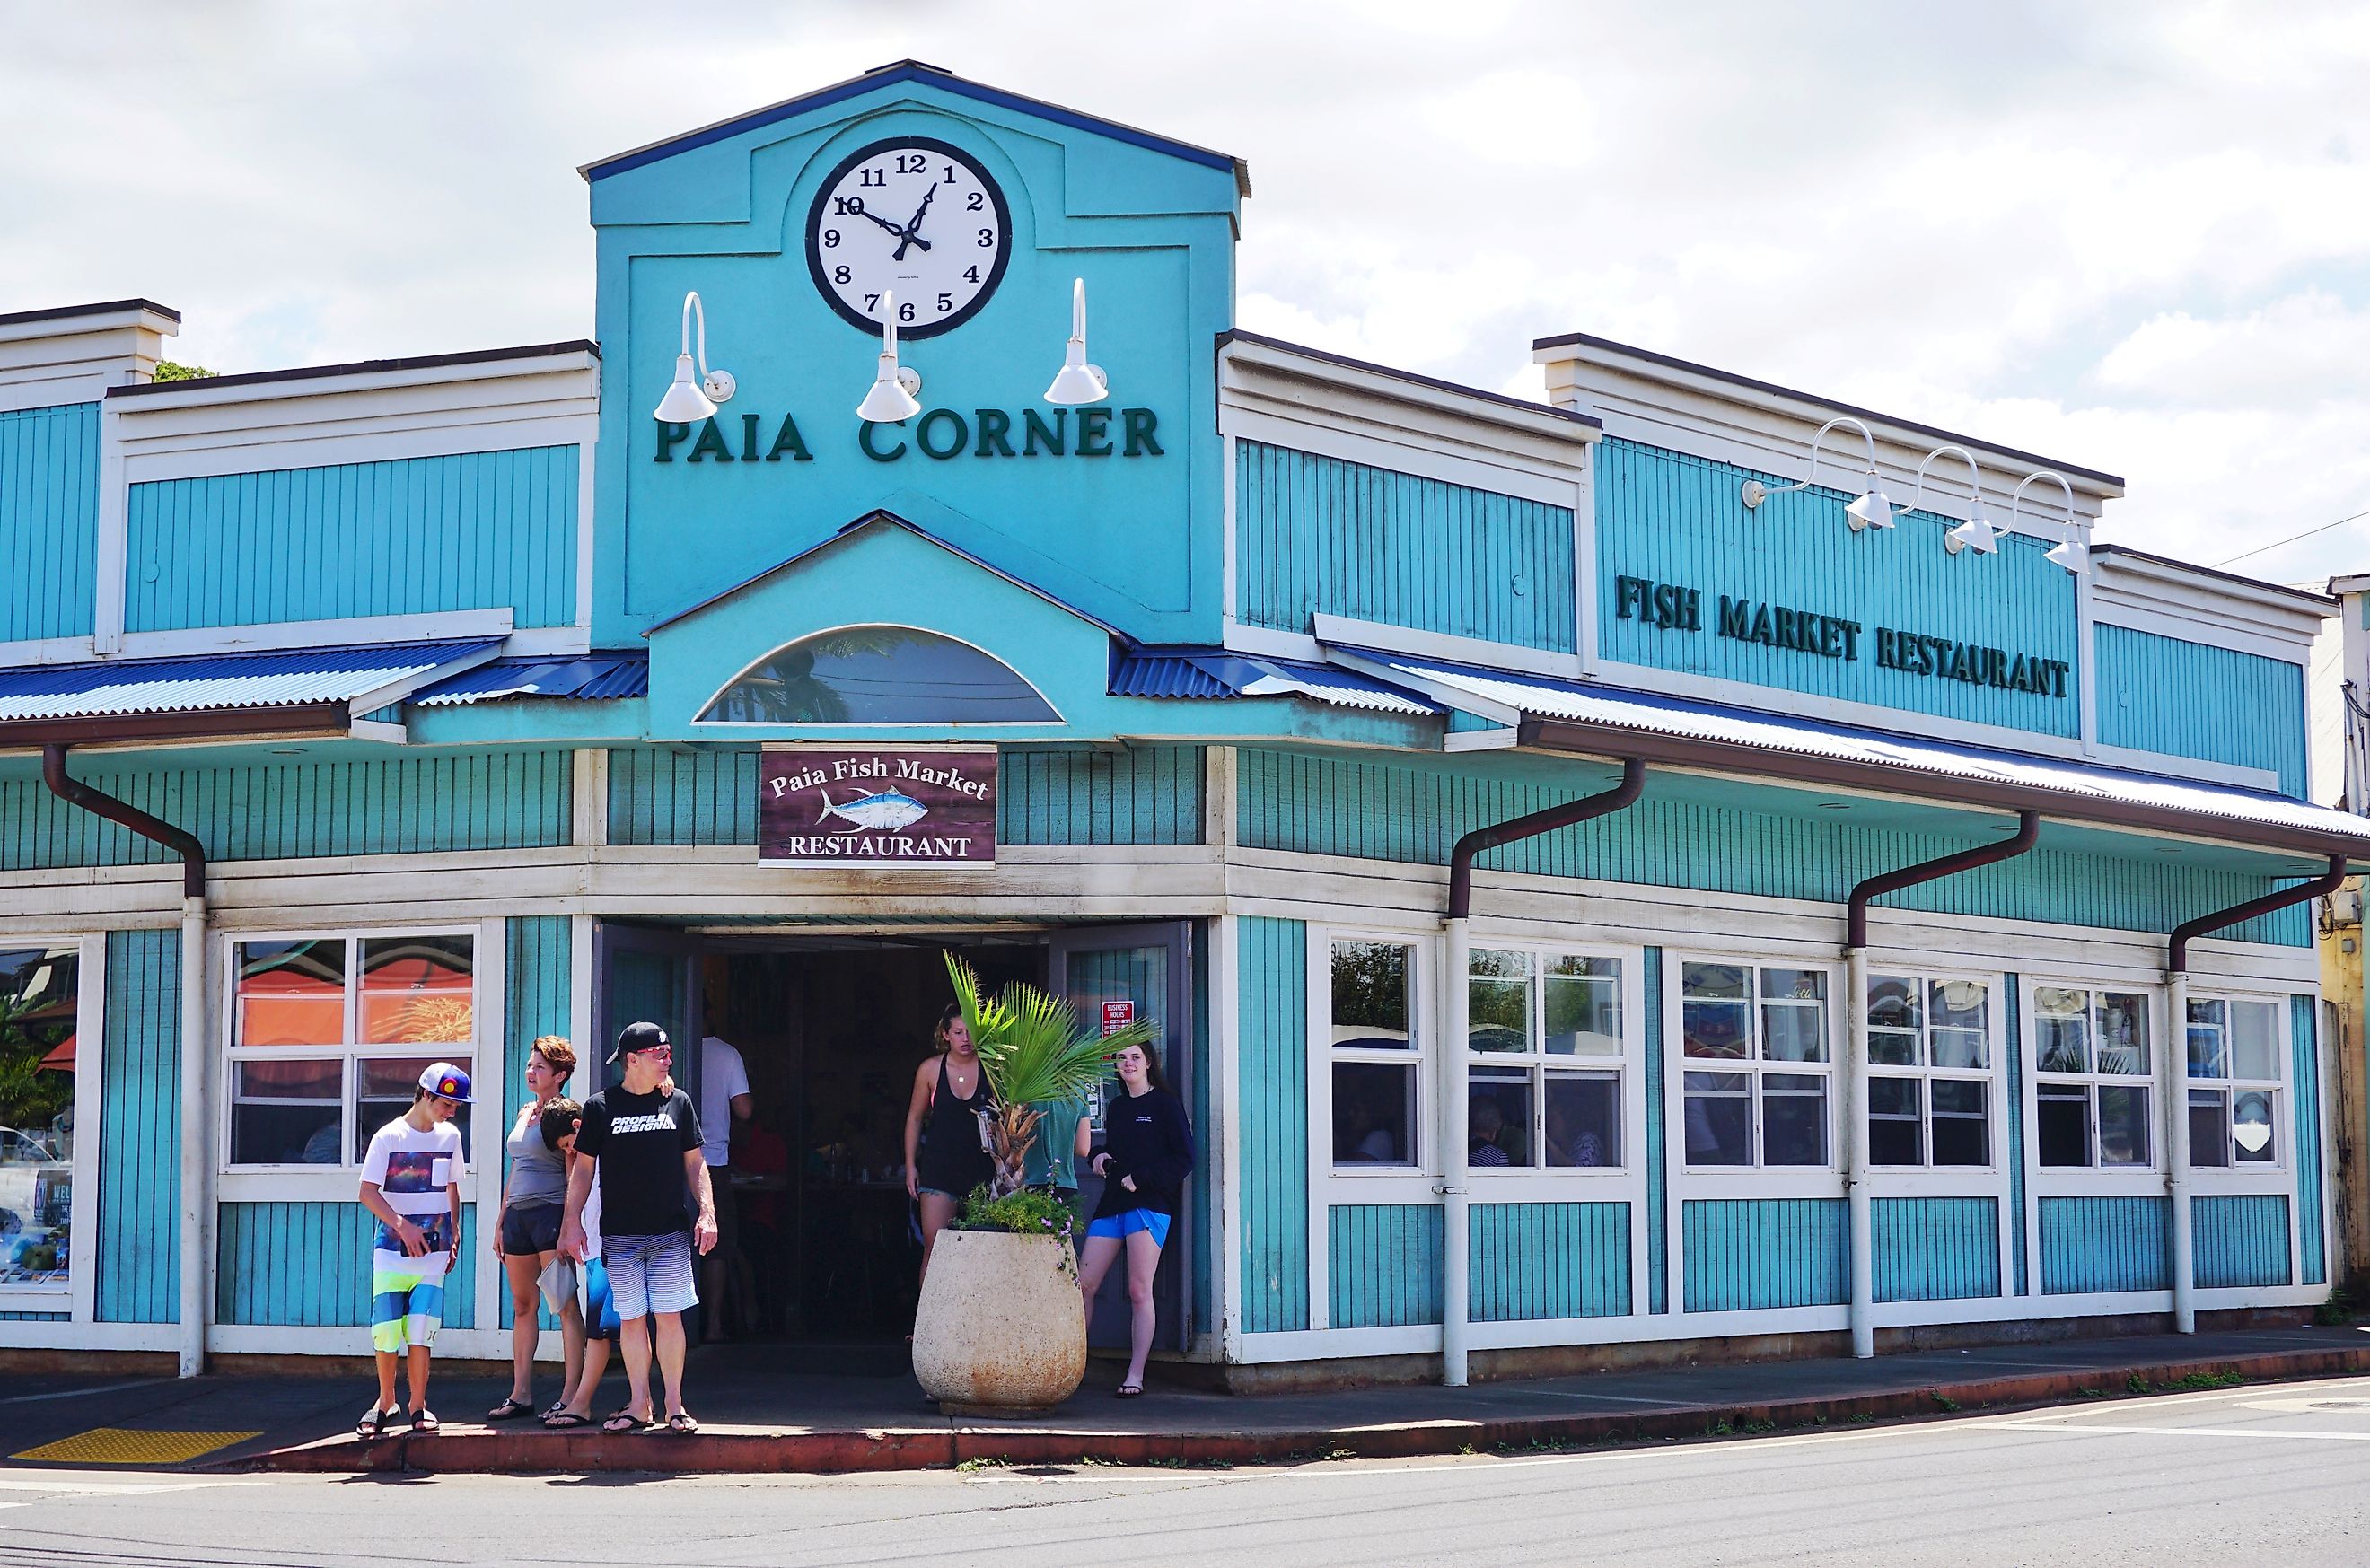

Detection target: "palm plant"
[944, 951, 1150, 1199]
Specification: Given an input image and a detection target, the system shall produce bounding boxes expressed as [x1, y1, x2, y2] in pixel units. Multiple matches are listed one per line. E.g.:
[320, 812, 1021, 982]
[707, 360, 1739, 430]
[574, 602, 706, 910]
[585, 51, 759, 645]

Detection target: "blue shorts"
[1086, 1208, 1171, 1248]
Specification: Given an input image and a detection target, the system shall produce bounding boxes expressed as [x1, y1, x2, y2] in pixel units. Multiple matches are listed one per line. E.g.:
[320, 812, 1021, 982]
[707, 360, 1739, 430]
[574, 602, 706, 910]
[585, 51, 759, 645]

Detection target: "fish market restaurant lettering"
[759, 746, 997, 864]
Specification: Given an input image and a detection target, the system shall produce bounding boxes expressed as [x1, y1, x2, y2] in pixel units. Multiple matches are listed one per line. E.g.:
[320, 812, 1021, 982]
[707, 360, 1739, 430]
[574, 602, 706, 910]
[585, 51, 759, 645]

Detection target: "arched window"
[698, 626, 1058, 723]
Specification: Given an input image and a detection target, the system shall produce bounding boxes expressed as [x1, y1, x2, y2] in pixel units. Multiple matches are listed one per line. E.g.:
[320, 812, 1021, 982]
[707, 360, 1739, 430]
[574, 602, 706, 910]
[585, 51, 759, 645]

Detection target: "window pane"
[1929, 981, 1988, 1068]
[698, 625, 1058, 723]
[1545, 958, 1620, 1056]
[1683, 1072, 1751, 1165]
[1681, 1000, 1750, 1060]
[355, 1057, 472, 1163]
[2185, 1023, 2226, 1082]
[1468, 1068, 1531, 1168]
[0, 946, 78, 1289]
[1681, 962, 1746, 1000]
[1762, 968, 1827, 1003]
[360, 935, 474, 1046]
[1333, 1061, 1416, 1166]
[1331, 942, 1410, 1048]
[231, 1057, 343, 1166]
[1868, 976, 1920, 1032]
[235, 940, 346, 1047]
[2037, 1083, 2091, 1167]
[1930, 1079, 1989, 1167]
[2098, 1084, 2151, 1167]
[2187, 1088, 2230, 1168]
[1761, 1002, 1827, 1063]
[2230, 1003, 2280, 1082]
[1928, 1029, 1987, 1071]
[2037, 1016, 2089, 1075]
[1544, 1070, 1620, 1167]
[1868, 1029, 1918, 1067]
[1868, 1076, 1922, 1166]
[2233, 1090, 2276, 1163]
[2096, 994, 2150, 1075]
[1468, 948, 1531, 1054]
[1761, 1073, 1828, 1165]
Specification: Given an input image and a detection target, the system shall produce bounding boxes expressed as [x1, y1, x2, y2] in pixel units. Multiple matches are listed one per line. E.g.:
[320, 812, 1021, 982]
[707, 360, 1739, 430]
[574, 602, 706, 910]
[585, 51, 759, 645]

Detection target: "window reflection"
[700, 626, 1058, 723]
[0, 946, 77, 1291]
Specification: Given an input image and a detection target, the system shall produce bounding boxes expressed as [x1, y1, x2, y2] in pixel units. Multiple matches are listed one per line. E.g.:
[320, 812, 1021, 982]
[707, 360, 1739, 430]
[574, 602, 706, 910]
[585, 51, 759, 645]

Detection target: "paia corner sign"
[759, 745, 997, 866]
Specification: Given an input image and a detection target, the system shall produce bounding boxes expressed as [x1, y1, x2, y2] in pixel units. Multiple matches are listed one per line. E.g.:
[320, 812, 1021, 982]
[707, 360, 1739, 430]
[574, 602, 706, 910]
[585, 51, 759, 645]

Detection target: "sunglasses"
[632, 1045, 674, 1062]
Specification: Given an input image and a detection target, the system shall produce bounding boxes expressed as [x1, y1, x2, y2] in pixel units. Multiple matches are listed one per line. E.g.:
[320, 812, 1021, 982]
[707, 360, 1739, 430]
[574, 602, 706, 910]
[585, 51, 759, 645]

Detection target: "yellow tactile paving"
[13, 1427, 264, 1465]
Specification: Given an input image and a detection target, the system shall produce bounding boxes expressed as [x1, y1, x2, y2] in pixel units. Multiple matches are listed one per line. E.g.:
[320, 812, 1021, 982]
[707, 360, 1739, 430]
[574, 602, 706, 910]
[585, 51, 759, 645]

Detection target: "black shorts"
[500, 1203, 562, 1256]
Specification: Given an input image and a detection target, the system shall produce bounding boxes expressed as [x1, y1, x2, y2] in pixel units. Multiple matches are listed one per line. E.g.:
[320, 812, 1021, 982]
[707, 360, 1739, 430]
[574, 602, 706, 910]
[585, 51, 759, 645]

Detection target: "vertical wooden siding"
[1644, 946, 1668, 1314]
[2191, 1195, 2290, 1289]
[1236, 747, 2307, 947]
[217, 1202, 477, 1328]
[2095, 625, 2308, 797]
[501, 915, 573, 1330]
[0, 749, 572, 871]
[1329, 1204, 1444, 1327]
[607, 744, 1207, 847]
[1872, 1197, 1999, 1302]
[1237, 915, 1309, 1334]
[2292, 994, 2325, 1285]
[1681, 1198, 1848, 1312]
[1595, 439, 2079, 738]
[1190, 926, 1213, 1336]
[2004, 975, 2028, 1295]
[1470, 1202, 1628, 1321]
[125, 446, 580, 632]
[96, 930, 180, 1324]
[0, 400, 99, 641]
[1234, 440, 1578, 653]
[2039, 1196, 2170, 1293]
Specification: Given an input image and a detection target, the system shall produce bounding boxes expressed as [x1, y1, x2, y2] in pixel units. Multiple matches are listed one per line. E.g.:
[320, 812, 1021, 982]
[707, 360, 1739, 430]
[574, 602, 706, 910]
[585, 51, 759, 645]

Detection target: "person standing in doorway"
[487, 1036, 584, 1421]
[558, 1022, 715, 1435]
[902, 1003, 993, 1283]
[356, 1063, 469, 1438]
[698, 1028, 753, 1342]
[1075, 1040, 1194, 1398]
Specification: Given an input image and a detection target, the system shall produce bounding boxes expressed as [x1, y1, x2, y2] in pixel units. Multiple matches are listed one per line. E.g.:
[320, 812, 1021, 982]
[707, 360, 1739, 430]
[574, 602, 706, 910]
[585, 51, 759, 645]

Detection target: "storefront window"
[698, 626, 1058, 723]
[0, 946, 77, 1292]
[1681, 961, 1830, 1167]
[2185, 996, 2281, 1169]
[1866, 974, 1993, 1167]
[1330, 939, 1418, 1167]
[1465, 948, 1623, 1170]
[2032, 985, 2152, 1168]
[227, 933, 475, 1169]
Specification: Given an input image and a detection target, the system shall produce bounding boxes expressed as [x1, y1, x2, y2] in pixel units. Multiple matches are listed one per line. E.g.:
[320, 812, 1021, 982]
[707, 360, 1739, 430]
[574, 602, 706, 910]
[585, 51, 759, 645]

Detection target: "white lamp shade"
[2046, 537, 2087, 573]
[1044, 360, 1108, 405]
[654, 353, 717, 423]
[1845, 485, 1897, 530]
[1948, 516, 1999, 555]
[856, 354, 921, 423]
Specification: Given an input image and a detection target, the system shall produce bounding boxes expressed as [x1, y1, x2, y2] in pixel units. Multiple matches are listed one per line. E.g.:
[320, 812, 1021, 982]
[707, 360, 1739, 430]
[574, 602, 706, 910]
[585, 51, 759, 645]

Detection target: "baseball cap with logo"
[608, 1021, 671, 1065]
[418, 1062, 474, 1104]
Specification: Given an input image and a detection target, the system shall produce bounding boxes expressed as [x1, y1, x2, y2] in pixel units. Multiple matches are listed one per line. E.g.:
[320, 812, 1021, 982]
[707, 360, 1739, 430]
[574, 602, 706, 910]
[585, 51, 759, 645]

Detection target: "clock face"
[804, 136, 1012, 340]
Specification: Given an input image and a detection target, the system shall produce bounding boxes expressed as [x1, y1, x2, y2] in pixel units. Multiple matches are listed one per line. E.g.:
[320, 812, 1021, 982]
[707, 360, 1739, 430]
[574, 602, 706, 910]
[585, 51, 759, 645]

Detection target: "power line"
[2214, 504, 2370, 568]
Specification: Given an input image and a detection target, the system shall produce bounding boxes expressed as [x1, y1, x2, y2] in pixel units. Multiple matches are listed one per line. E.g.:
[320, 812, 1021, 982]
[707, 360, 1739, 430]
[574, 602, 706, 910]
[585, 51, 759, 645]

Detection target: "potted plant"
[909, 952, 1153, 1415]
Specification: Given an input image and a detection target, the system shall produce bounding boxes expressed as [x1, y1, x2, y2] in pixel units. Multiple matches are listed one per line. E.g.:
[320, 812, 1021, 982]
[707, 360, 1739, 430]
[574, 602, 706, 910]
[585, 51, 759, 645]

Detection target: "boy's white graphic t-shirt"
[361, 1117, 464, 1273]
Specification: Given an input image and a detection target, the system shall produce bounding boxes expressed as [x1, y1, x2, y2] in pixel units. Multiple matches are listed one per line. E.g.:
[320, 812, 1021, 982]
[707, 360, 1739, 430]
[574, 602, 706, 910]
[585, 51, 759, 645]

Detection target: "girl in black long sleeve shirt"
[1075, 1041, 1195, 1397]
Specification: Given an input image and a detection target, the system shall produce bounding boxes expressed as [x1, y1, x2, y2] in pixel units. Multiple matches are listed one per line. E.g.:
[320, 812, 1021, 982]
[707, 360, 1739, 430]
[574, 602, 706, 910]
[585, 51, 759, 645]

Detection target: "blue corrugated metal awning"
[1112, 649, 1439, 716]
[0, 640, 503, 725]
[411, 653, 650, 707]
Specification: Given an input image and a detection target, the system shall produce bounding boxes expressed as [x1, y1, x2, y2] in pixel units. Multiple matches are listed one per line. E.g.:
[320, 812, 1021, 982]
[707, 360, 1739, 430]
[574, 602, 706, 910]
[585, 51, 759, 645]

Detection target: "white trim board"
[122, 416, 601, 486]
[1219, 406, 1584, 510]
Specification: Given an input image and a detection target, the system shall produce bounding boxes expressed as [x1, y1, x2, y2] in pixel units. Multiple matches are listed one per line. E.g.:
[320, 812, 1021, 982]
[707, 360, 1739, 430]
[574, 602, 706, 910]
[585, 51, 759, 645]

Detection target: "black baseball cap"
[608, 1021, 671, 1064]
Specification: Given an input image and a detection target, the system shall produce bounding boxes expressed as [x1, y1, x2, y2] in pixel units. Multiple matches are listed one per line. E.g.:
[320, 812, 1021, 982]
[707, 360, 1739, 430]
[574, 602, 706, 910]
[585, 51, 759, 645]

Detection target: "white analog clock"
[804, 136, 1011, 339]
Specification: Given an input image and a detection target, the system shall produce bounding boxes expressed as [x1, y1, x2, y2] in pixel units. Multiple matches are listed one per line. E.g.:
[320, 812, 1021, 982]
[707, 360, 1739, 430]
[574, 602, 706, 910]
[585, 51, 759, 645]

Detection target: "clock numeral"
[977, 228, 996, 248]
[822, 229, 839, 249]
[895, 153, 926, 174]
[898, 301, 917, 323]
[943, 163, 959, 183]
[937, 293, 952, 312]
[964, 266, 980, 284]
[864, 293, 880, 311]
[859, 167, 885, 188]
[834, 196, 865, 215]
[966, 191, 984, 212]
[833, 265, 851, 285]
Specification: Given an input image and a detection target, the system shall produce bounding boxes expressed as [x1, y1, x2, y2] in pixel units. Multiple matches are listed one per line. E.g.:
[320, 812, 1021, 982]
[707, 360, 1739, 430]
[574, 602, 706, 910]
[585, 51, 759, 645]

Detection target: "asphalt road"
[3, 1375, 2366, 1567]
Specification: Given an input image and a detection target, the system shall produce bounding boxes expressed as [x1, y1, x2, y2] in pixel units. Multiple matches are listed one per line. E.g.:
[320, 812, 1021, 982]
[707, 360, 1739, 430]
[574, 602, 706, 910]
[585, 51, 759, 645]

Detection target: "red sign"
[1101, 1000, 1135, 1036]
[759, 746, 996, 865]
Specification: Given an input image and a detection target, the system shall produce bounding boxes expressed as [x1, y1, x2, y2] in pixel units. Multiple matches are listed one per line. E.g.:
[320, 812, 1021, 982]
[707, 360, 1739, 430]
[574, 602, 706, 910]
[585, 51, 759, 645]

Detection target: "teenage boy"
[559, 1022, 715, 1435]
[356, 1063, 470, 1439]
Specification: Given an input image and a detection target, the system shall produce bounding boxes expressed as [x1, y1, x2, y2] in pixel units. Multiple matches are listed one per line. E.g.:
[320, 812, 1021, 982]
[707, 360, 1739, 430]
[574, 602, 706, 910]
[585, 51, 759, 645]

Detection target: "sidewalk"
[7, 1325, 2366, 1476]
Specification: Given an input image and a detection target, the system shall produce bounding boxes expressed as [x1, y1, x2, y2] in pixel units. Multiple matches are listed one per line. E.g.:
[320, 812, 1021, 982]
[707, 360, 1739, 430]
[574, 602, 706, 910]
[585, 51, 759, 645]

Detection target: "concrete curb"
[240, 1345, 2370, 1476]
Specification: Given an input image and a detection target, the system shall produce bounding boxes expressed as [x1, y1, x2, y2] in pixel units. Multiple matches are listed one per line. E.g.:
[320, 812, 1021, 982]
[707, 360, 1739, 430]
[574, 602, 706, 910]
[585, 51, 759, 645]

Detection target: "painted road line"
[0, 1477, 244, 1494]
[0, 1380, 162, 1408]
[1988, 1421, 2370, 1442]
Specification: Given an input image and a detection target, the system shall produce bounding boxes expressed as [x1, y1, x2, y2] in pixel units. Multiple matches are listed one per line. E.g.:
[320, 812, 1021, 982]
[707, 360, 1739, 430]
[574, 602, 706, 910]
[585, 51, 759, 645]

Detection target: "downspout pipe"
[1841, 809, 2041, 1360]
[42, 744, 212, 1379]
[1439, 757, 1644, 1387]
[2163, 852, 2347, 1334]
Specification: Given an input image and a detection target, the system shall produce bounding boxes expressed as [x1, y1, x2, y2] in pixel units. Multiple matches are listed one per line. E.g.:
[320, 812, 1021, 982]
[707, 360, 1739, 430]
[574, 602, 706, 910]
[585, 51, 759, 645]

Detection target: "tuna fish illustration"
[817, 787, 931, 832]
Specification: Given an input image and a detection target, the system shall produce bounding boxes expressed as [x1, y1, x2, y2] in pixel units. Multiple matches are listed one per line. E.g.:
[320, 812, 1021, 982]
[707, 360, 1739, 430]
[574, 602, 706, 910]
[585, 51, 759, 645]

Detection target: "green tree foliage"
[944, 950, 1149, 1197]
[150, 361, 215, 382]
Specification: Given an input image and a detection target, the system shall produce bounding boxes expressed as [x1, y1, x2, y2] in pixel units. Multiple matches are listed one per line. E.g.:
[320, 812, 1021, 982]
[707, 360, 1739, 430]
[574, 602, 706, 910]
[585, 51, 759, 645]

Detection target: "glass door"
[593, 924, 704, 1107]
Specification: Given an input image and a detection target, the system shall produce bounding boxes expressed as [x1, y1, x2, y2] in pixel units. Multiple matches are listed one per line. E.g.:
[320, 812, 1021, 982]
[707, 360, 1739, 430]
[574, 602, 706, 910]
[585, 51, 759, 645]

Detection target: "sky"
[6, 1, 2368, 585]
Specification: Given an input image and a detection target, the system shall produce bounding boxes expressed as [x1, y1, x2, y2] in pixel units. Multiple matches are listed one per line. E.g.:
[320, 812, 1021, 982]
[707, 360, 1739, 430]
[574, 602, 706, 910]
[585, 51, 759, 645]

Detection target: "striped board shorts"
[602, 1231, 698, 1320]
[370, 1256, 450, 1353]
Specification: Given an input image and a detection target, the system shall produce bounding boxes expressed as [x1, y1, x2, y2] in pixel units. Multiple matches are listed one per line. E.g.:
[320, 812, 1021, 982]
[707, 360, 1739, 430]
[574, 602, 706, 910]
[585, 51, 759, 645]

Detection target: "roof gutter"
[0, 703, 352, 750]
[1439, 756, 1646, 1389]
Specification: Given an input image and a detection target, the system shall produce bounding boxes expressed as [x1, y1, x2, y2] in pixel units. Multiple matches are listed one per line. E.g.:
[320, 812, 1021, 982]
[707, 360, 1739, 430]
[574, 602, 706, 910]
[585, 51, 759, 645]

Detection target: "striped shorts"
[601, 1231, 697, 1320]
[369, 1255, 449, 1353]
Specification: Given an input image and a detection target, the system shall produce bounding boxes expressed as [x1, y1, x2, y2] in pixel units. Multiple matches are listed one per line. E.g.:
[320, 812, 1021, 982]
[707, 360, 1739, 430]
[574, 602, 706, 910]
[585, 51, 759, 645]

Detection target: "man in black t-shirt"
[560, 1022, 716, 1434]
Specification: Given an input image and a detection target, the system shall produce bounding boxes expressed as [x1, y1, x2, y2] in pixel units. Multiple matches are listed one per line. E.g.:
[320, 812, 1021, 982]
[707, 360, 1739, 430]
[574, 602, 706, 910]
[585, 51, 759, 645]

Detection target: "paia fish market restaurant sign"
[759, 746, 997, 864]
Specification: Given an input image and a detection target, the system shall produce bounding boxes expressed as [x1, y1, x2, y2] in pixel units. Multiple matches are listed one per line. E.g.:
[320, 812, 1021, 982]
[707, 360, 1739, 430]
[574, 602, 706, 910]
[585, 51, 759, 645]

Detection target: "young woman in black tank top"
[902, 1003, 994, 1283]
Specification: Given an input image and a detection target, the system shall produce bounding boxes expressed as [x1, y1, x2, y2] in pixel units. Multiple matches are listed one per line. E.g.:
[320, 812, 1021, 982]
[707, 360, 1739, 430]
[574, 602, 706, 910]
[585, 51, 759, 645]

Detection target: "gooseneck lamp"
[653, 291, 735, 424]
[856, 290, 924, 423]
[2012, 470, 2088, 574]
[1042, 278, 1110, 406]
[1909, 444, 2000, 556]
[1740, 416, 1897, 530]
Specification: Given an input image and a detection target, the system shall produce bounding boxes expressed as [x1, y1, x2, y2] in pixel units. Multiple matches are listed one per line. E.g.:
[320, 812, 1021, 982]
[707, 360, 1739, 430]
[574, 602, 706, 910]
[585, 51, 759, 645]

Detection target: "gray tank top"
[505, 1103, 567, 1206]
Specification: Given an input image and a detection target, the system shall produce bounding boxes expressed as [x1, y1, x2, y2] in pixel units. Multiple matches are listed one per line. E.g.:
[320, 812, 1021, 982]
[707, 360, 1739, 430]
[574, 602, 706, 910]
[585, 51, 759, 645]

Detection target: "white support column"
[93, 401, 129, 656]
[178, 897, 212, 1377]
[1844, 945, 1874, 1358]
[2164, 971, 2196, 1332]
[571, 749, 610, 848]
[1438, 915, 1471, 1385]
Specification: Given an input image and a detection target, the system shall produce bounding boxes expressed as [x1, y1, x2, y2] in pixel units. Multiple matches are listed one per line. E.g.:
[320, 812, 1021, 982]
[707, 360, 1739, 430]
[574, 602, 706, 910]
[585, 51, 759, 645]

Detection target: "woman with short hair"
[487, 1036, 584, 1421]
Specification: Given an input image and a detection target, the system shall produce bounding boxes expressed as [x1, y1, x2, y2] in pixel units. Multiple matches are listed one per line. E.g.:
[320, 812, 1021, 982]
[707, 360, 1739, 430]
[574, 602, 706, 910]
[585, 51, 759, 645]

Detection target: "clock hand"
[893, 183, 939, 261]
[853, 207, 930, 251]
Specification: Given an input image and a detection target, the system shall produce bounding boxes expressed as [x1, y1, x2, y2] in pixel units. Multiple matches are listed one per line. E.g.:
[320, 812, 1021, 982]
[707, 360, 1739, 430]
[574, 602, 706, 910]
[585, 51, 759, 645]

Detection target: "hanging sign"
[758, 745, 996, 865]
[1101, 1000, 1136, 1037]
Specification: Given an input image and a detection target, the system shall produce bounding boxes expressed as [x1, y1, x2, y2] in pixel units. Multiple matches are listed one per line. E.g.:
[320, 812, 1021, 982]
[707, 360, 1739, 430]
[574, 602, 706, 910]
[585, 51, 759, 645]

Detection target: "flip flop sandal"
[664, 1412, 700, 1435]
[542, 1410, 591, 1429]
[1114, 1383, 1145, 1398]
[601, 1410, 656, 1435]
[485, 1397, 536, 1422]
[357, 1406, 401, 1440]
[408, 1409, 442, 1435]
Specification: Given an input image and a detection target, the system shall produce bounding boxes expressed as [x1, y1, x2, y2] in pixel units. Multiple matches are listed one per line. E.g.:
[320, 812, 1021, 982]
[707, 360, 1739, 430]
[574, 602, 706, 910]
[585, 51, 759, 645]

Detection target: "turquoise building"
[0, 62, 2361, 1386]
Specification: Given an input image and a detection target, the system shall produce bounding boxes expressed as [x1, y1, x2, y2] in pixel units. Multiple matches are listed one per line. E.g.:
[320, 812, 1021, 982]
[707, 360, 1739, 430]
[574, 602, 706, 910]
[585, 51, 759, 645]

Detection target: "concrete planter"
[910, 1228, 1084, 1415]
